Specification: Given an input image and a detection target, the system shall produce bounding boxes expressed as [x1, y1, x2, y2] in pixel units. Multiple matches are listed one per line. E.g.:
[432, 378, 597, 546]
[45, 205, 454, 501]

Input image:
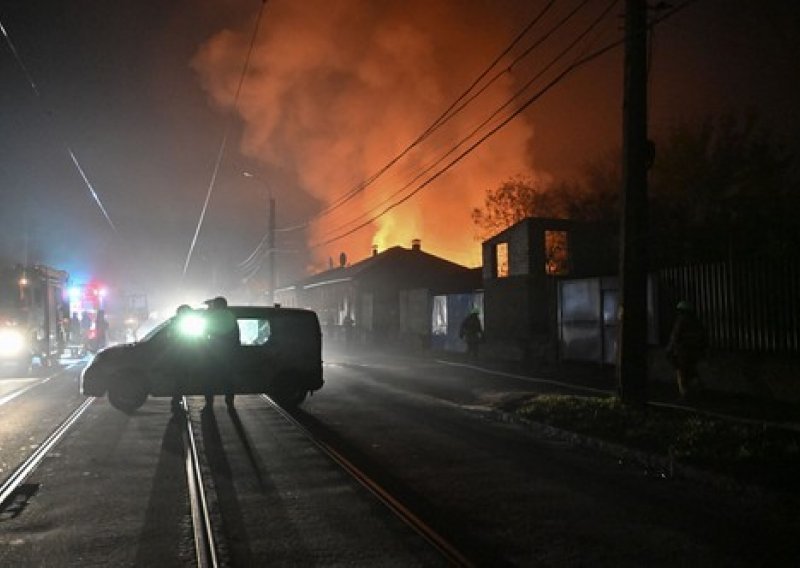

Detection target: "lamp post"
[243, 172, 277, 305]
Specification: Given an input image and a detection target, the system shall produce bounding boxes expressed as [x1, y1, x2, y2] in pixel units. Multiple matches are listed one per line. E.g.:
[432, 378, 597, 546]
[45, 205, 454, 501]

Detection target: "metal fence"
[658, 258, 800, 353]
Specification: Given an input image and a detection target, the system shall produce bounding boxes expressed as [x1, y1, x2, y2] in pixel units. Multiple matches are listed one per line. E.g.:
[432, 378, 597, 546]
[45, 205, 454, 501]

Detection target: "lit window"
[238, 318, 271, 345]
[496, 242, 509, 278]
[544, 230, 569, 275]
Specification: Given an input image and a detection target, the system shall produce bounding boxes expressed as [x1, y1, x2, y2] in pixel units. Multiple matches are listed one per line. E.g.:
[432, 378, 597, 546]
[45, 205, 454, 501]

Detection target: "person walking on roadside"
[459, 308, 484, 359]
[203, 296, 240, 410]
[666, 300, 708, 400]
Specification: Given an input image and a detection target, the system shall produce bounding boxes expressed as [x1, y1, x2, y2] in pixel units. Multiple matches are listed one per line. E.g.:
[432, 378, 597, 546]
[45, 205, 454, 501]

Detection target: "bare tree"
[472, 113, 798, 264]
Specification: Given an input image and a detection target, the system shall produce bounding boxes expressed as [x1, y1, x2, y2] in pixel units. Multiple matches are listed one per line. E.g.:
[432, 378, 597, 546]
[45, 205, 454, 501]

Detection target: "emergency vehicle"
[0, 264, 70, 375]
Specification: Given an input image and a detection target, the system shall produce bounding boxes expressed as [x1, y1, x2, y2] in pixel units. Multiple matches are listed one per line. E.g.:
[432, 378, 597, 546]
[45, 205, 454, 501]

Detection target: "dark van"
[81, 306, 323, 412]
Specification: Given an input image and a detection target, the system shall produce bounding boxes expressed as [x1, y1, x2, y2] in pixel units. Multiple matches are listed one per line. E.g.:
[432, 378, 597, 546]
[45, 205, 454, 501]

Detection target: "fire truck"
[0, 264, 70, 375]
[65, 282, 148, 350]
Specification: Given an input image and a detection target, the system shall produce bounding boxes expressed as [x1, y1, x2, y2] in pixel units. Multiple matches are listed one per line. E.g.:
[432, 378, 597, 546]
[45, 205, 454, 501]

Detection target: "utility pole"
[268, 194, 276, 305]
[617, 0, 649, 403]
[244, 171, 278, 305]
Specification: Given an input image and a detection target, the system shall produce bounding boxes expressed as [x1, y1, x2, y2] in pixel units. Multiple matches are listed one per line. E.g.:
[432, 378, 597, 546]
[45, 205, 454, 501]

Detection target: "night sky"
[1, 0, 798, 311]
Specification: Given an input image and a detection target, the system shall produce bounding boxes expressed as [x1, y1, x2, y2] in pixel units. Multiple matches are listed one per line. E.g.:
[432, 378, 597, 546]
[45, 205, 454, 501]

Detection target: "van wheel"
[108, 372, 148, 413]
[272, 388, 307, 408]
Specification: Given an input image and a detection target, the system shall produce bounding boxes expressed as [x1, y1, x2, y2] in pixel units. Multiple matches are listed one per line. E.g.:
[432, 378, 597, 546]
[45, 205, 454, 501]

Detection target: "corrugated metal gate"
[658, 258, 800, 353]
[558, 258, 800, 363]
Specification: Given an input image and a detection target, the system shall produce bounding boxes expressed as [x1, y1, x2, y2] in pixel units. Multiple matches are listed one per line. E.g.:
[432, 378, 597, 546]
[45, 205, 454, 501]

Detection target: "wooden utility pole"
[244, 171, 278, 305]
[617, 0, 649, 403]
[268, 195, 276, 305]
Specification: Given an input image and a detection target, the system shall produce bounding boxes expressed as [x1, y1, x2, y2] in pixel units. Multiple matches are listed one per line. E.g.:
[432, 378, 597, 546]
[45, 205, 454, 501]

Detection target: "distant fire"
[192, 0, 536, 270]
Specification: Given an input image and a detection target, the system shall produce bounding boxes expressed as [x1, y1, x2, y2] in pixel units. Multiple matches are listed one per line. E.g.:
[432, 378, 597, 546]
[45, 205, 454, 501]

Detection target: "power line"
[183, 0, 270, 277]
[0, 19, 39, 96]
[311, 0, 698, 249]
[313, 0, 621, 246]
[275, 0, 565, 233]
[238, 232, 269, 269]
[0, 16, 117, 232]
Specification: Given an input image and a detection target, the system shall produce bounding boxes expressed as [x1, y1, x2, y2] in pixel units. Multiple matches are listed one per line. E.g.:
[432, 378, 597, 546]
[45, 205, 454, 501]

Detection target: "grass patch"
[516, 394, 800, 489]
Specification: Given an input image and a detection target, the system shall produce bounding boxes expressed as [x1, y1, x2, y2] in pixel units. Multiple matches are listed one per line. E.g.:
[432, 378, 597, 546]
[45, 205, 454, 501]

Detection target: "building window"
[544, 230, 569, 275]
[495, 242, 509, 278]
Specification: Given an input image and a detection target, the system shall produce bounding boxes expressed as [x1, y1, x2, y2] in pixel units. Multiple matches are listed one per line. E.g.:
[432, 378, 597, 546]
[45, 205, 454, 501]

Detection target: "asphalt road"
[0, 352, 798, 566]
[0, 362, 439, 566]
[304, 348, 800, 566]
[0, 361, 86, 486]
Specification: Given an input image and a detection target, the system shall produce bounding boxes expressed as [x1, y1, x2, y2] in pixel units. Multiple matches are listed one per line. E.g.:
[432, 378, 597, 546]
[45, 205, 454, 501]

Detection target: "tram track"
[0, 397, 95, 510]
[179, 397, 222, 568]
[179, 393, 473, 566]
[259, 394, 474, 568]
[3, 391, 474, 566]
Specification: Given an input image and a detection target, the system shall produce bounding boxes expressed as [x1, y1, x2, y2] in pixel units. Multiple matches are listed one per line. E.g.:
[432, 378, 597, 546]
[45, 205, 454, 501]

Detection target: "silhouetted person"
[57, 305, 68, 355]
[80, 312, 92, 346]
[203, 296, 240, 409]
[666, 300, 708, 400]
[459, 309, 483, 359]
[95, 309, 109, 350]
[343, 314, 355, 348]
[69, 312, 81, 345]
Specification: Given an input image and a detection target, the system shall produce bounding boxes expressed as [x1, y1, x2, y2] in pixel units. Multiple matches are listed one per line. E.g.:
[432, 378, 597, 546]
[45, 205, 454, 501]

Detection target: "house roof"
[286, 245, 480, 293]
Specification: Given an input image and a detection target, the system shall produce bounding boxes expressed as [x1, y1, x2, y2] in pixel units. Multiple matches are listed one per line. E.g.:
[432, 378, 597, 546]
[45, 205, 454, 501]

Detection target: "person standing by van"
[204, 296, 240, 409]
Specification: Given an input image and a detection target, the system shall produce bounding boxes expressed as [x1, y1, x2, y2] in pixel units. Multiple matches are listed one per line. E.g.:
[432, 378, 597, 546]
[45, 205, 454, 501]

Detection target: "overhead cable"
[0, 16, 117, 231]
[314, 0, 620, 243]
[183, 0, 270, 277]
[311, 0, 699, 248]
[275, 0, 562, 233]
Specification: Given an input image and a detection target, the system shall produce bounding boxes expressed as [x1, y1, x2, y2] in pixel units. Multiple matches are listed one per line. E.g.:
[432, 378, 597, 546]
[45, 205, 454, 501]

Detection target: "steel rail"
[0, 397, 95, 508]
[180, 397, 220, 568]
[260, 394, 474, 568]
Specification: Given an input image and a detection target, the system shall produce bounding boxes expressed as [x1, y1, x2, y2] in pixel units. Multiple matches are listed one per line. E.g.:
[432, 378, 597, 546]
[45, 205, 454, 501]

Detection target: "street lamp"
[242, 171, 277, 305]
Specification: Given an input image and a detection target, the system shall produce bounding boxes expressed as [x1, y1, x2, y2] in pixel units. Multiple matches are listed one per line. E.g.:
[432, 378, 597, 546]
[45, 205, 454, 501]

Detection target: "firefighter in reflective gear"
[459, 309, 484, 359]
[666, 301, 708, 399]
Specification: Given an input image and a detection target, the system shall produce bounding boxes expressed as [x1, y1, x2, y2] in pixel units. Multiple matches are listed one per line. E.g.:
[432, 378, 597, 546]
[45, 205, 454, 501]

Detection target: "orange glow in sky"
[192, 1, 537, 270]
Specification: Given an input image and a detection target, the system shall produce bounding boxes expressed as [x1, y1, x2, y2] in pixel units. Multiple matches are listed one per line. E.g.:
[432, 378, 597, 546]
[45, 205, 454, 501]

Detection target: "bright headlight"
[0, 329, 26, 356]
[177, 313, 206, 338]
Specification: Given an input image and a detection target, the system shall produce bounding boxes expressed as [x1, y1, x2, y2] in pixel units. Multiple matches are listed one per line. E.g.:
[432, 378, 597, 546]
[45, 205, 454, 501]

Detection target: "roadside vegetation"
[514, 394, 800, 492]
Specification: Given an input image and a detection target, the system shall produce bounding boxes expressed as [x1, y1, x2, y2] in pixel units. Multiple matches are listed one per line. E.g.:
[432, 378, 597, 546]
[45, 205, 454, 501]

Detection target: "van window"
[238, 318, 271, 346]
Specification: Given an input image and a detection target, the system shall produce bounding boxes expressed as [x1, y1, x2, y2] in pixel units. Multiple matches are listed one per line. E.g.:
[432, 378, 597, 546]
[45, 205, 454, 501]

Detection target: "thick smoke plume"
[192, 0, 535, 270]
